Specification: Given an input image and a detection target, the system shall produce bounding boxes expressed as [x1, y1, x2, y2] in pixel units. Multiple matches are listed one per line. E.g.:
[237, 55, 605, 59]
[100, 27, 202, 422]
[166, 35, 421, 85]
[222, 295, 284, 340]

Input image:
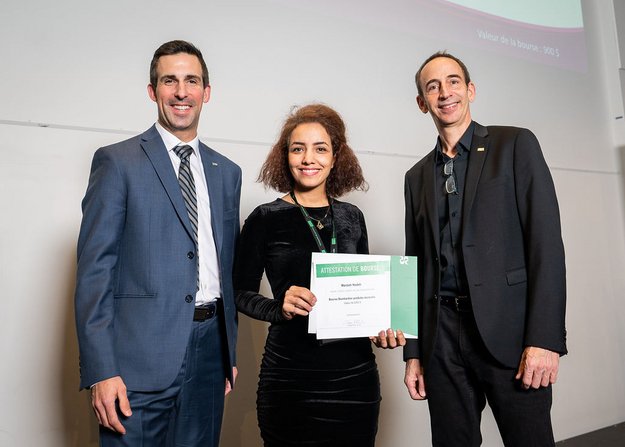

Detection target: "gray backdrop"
[1, 1, 624, 445]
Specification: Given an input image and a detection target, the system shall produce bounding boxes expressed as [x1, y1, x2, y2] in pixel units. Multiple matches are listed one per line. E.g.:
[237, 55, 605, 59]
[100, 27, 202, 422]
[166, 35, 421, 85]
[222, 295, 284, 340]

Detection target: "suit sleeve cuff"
[403, 339, 420, 361]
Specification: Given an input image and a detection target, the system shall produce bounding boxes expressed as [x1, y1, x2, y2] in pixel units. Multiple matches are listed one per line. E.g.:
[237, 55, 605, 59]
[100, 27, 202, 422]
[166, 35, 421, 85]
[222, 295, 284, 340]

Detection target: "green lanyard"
[290, 191, 337, 253]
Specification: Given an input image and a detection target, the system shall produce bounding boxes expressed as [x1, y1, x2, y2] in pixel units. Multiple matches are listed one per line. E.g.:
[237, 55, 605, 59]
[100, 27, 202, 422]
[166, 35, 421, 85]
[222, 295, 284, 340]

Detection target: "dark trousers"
[100, 314, 227, 447]
[425, 304, 555, 447]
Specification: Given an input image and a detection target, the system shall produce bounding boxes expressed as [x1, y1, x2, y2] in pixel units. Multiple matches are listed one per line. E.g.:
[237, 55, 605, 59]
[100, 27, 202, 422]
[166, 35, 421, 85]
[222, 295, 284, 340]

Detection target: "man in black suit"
[403, 51, 567, 446]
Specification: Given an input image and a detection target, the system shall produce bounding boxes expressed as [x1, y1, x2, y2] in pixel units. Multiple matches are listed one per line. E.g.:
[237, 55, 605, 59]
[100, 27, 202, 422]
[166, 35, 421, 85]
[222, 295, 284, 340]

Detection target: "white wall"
[1, 0, 624, 445]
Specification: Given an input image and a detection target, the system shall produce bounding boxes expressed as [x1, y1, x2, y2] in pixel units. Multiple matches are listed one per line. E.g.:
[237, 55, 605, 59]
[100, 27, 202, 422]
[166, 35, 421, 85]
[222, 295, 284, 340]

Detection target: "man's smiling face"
[417, 56, 475, 132]
[148, 52, 210, 142]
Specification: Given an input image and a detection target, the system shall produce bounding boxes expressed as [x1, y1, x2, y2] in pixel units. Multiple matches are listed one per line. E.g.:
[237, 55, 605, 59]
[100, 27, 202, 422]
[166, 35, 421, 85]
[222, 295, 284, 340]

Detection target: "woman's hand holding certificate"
[282, 285, 317, 320]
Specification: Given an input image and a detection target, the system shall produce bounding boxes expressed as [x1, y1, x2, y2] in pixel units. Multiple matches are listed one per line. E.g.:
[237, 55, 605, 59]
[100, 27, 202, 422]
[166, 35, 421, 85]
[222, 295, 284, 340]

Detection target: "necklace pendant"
[316, 221, 324, 230]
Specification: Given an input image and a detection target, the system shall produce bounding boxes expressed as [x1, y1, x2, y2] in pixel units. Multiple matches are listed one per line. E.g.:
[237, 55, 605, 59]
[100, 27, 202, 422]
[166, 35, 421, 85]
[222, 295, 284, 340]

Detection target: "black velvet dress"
[234, 198, 380, 447]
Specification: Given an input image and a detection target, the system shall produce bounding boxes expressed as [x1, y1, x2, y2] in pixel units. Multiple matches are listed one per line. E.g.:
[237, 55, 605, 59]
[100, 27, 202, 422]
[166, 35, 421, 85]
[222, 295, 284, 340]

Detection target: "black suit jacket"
[403, 122, 567, 368]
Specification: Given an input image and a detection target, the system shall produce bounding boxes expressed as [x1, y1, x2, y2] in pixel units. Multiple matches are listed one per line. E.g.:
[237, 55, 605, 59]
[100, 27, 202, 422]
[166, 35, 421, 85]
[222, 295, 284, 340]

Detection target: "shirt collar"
[155, 122, 200, 154]
[436, 121, 475, 162]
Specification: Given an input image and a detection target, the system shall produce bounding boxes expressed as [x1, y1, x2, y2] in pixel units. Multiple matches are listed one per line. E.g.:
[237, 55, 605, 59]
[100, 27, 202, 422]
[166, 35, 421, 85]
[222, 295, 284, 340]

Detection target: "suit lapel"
[423, 150, 440, 256]
[141, 126, 196, 242]
[463, 122, 489, 219]
[199, 142, 224, 255]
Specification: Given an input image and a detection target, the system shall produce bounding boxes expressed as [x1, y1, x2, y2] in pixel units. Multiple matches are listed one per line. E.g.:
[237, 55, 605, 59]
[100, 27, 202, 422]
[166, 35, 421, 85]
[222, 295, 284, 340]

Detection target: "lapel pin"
[477, 147, 485, 152]
[212, 162, 218, 166]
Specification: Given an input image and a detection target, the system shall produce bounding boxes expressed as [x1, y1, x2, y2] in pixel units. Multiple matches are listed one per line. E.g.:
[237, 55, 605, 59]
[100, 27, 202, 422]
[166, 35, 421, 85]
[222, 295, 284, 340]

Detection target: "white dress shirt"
[156, 123, 221, 305]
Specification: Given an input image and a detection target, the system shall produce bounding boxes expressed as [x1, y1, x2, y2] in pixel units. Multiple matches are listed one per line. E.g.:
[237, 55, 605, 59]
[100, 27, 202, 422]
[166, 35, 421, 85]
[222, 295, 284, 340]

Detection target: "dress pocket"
[113, 293, 156, 299]
[506, 267, 527, 286]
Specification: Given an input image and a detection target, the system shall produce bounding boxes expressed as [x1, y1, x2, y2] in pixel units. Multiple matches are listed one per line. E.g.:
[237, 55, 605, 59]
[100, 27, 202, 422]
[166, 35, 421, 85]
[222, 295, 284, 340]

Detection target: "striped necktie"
[174, 145, 199, 291]
[173, 145, 198, 244]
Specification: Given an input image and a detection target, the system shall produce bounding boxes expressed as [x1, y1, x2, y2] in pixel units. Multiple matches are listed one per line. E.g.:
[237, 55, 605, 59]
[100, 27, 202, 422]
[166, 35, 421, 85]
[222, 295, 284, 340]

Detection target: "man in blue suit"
[75, 40, 241, 446]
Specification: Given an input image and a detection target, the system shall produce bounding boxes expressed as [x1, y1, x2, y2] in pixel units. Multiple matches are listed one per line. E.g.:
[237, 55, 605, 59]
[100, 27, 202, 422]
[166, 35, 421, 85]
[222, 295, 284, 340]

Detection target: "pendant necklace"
[310, 207, 330, 229]
[289, 191, 336, 253]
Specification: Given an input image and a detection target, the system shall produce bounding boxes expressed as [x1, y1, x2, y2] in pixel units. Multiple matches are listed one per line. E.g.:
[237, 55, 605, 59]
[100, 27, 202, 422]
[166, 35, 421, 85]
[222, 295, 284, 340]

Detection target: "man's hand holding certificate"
[308, 253, 418, 340]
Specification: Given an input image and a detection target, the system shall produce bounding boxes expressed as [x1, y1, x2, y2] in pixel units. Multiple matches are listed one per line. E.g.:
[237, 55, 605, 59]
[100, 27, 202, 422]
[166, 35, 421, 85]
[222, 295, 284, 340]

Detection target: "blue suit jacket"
[75, 125, 241, 391]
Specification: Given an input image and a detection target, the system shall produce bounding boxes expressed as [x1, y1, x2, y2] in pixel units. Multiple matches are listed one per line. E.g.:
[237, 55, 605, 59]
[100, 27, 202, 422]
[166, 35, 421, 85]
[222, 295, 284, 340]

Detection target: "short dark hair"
[258, 104, 368, 198]
[149, 40, 209, 88]
[415, 51, 471, 97]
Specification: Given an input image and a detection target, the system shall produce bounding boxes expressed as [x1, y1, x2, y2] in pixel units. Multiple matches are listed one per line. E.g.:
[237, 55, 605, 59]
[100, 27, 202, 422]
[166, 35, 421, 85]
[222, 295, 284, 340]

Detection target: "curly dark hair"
[258, 104, 368, 198]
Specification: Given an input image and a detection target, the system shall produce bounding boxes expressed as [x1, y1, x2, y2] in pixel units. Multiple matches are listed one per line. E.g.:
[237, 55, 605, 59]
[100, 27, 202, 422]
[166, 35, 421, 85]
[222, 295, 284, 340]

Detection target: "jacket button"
[185, 295, 193, 303]
[187, 251, 195, 259]
[433, 294, 438, 301]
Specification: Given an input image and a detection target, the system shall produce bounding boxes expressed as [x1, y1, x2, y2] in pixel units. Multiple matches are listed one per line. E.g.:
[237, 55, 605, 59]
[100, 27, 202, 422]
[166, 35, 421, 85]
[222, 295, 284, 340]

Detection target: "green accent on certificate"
[316, 261, 389, 277]
[308, 253, 418, 340]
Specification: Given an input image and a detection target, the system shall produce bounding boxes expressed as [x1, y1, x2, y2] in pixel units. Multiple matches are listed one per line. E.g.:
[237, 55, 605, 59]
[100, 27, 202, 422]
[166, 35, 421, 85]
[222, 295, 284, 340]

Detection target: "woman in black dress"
[234, 104, 405, 446]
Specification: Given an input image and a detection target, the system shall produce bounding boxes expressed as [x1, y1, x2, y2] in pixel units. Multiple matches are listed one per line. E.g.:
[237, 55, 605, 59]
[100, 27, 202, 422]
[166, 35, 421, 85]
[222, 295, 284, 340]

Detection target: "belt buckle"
[454, 297, 461, 312]
[194, 303, 216, 321]
[454, 295, 469, 312]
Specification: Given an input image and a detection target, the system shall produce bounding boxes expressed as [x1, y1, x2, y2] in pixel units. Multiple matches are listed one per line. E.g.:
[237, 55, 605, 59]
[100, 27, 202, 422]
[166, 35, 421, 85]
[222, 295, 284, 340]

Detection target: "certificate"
[308, 253, 418, 339]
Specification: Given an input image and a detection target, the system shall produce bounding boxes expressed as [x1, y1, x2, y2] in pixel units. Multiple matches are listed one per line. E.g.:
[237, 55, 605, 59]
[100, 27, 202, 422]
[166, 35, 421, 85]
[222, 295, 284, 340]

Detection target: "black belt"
[193, 301, 220, 321]
[440, 295, 471, 312]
